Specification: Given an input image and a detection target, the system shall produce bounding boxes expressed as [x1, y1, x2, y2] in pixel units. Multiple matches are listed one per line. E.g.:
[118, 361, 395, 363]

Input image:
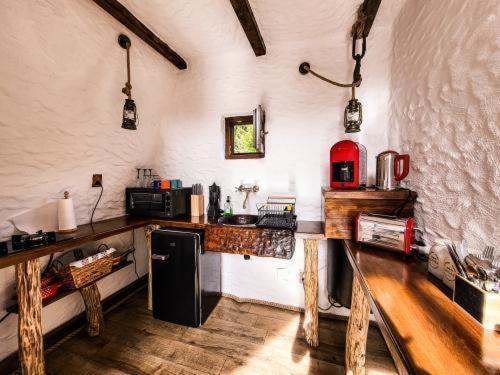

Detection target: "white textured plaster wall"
[389, 0, 500, 249]
[154, 2, 404, 313]
[0, 0, 177, 360]
[0, 0, 410, 361]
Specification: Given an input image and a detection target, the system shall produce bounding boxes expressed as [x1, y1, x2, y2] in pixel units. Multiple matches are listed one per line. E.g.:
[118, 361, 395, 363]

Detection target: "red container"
[330, 140, 367, 189]
[41, 282, 63, 302]
[41, 275, 55, 288]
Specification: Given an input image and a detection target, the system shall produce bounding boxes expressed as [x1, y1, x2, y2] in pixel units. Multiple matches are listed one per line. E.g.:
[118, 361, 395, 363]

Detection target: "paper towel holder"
[58, 191, 78, 233]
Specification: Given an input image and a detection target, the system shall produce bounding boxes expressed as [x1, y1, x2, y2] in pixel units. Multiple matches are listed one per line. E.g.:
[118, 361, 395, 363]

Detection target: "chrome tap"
[235, 185, 259, 209]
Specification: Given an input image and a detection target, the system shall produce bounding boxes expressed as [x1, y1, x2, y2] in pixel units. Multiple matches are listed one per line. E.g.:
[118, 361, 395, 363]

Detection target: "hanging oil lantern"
[344, 86, 362, 133]
[118, 34, 138, 130]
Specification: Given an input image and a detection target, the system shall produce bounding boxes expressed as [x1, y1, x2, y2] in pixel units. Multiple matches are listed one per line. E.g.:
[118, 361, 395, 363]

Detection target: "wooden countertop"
[294, 220, 324, 240]
[343, 240, 500, 374]
[0, 216, 324, 269]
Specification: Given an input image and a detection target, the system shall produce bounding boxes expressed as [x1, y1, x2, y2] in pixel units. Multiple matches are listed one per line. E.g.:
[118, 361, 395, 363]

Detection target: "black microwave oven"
[126, 187, 192, 219]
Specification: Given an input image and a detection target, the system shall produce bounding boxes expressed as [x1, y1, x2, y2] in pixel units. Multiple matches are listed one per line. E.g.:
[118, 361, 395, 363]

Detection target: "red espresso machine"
[330, 140, 367, 189]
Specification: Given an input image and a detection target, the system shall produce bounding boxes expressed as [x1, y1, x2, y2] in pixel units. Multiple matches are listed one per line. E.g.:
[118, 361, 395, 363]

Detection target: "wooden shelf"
[0, 216, 151, 269]
[7, 261, 134, 313]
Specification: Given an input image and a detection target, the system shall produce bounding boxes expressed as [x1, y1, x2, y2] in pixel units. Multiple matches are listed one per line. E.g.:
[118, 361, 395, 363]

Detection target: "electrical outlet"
[92, 174, 102, 187]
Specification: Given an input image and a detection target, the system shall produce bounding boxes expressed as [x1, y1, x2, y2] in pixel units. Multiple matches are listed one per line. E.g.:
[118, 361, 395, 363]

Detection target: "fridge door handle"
[152, 254, 170, 261]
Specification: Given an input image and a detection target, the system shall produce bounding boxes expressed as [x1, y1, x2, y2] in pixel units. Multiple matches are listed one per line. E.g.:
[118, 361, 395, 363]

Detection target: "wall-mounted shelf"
[7, 261, 133, 314]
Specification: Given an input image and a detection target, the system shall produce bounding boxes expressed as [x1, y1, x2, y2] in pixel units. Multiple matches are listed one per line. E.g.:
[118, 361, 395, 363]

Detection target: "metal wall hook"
[298, 62, 360, 88]
[118, 34, 131, 49]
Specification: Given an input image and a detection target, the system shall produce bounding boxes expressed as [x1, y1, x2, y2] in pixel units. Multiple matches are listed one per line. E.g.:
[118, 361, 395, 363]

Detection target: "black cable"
[329, 295, 343, 308]
[0, 311, 11, 324]
[392, 193, 416, 216]
[90, 184, 104, 226]
[318, 302, 334, 311]
[318, 295, 343, 310]
[131, 229, 139, 280]
[302, 282, 342, 311]
[416, 251, 429, 262]
[42, 254, 54, 276]
[97, 243, 109, 252]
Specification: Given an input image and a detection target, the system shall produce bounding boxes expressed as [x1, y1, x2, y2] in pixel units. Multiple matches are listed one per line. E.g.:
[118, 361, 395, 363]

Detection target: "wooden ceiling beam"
[92, 0, 187, 69]
[229, 0, 266, 56]
[351, 0, 382, 39]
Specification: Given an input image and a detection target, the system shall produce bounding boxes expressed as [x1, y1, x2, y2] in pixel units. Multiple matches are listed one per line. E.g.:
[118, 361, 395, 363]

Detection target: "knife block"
[191, 195, 204, 217]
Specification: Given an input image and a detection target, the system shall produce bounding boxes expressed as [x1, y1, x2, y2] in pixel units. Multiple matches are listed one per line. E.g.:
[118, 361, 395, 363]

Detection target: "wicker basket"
[61, 256, 113, 289]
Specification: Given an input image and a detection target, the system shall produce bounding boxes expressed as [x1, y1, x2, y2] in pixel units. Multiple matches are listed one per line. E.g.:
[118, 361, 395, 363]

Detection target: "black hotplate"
[0, 230, 75, 257]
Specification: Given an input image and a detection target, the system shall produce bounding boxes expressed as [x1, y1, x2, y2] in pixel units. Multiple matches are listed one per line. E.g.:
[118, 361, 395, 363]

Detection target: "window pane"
[234, 124, 257, 154]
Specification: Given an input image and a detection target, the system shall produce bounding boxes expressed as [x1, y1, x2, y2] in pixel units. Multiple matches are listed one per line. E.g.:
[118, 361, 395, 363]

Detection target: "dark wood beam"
[229, 0, 266, 56]
[92, 0, 187, 69]
[351, 0, 382, 39]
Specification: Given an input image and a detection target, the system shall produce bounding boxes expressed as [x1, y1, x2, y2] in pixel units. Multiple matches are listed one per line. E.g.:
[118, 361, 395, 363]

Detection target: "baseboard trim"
[221, 292, 363, 322]
[0, 275, 147, 375]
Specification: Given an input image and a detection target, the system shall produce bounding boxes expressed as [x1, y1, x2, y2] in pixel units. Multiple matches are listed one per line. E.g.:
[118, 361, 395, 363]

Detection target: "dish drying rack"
[256, 196, 297, 230]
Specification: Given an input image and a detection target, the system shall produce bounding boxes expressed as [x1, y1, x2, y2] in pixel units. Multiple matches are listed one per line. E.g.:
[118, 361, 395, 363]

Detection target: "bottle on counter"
[223, 196, 233, 216]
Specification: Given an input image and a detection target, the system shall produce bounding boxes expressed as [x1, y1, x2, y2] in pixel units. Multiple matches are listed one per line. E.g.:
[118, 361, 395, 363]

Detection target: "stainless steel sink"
[218, 214, 258, 226]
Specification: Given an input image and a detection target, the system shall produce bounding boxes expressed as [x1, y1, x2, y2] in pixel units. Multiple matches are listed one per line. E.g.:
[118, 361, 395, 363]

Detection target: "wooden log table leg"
[145, 225, 160, 310]
[303, 239, 319, 347]
[79, 283, 104, 337]
[345, 275, 371, 375]
[15, 259, 45, 375]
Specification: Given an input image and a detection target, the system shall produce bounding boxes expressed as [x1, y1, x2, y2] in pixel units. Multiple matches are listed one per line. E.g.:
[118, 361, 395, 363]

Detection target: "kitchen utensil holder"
[191, 195, 204, 217]
[454, 275, 499, 331]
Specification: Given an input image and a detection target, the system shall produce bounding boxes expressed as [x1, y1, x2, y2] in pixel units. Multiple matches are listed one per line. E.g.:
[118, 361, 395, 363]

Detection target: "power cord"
[130, 229, 139, 280]
[301, 279, 343, 311]
[0, 311, 11, 324]
[392, 193, 417, 216]
[90, 183, 104, 226]
[318, 295, 343, 311]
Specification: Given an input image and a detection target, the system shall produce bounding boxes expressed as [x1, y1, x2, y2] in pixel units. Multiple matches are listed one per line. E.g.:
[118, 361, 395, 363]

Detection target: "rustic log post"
[79, 283, 104, 336]
[15, 259, 45, 375]
[144, 225, 160, 310]
[345, 275, 371, 375]
[303, 239, 319, 347]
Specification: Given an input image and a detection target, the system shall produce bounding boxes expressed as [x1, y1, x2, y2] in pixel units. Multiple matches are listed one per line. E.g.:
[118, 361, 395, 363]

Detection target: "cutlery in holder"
[454, 275, 499, 331]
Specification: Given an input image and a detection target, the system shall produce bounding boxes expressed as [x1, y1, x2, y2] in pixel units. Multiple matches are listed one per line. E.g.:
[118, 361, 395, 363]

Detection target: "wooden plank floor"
[46, 289, 396, 374]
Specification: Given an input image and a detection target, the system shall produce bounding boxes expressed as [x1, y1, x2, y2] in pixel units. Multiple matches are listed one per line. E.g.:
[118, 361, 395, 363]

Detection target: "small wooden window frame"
[224, 116, 265, 159]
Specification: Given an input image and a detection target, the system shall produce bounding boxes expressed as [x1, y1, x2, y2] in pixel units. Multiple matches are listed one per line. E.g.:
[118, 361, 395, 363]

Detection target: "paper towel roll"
[58, 191, 77, 233]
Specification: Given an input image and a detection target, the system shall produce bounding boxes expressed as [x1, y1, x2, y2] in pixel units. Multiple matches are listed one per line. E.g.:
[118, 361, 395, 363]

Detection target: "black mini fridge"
[151, 228, 221, 327]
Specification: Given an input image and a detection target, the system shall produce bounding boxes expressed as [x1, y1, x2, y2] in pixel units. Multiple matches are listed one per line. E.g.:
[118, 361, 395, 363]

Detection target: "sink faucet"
[235, 185, 259, 209]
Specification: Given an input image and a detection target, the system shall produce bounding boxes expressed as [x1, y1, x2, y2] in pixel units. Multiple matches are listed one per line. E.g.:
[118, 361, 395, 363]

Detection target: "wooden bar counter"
[343, 240, 500, 374]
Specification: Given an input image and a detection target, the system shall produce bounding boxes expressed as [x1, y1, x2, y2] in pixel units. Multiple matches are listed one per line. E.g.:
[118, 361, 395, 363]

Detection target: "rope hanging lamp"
[299, 0, 374, 134]
[119, 34, 138, 130]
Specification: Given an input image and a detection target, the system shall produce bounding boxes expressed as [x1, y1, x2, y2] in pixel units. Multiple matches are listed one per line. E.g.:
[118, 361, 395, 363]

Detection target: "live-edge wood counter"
[343, 240, 500, 375]
[0, 215, 325, 375]
[0, 216, 322, 270]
